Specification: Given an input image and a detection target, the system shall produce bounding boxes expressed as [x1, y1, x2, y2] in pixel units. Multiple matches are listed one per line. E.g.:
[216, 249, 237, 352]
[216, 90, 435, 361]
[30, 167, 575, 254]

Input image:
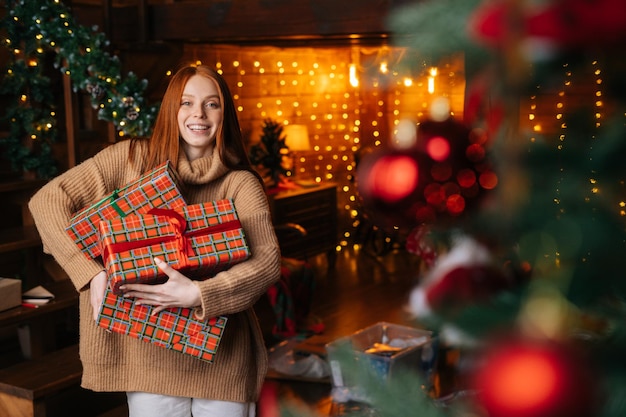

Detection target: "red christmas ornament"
[356, 147, 432, 229]
[365, 154, 420, 203]
[472, 339, 601, 417]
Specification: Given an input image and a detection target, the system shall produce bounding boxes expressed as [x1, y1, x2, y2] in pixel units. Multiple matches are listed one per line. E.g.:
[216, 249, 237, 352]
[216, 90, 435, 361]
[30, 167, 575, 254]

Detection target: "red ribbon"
[102, 208, 242, 270]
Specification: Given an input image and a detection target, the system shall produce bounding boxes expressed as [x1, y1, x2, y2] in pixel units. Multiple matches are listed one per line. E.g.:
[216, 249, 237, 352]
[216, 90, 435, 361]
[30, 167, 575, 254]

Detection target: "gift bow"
[88, 189, 124, 217]
[102, 207, 242, 271]
[148, 208, 194, 267]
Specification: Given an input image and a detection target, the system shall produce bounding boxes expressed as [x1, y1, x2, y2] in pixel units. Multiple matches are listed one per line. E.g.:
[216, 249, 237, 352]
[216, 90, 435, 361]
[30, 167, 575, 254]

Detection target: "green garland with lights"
[0, 0, 159, 178]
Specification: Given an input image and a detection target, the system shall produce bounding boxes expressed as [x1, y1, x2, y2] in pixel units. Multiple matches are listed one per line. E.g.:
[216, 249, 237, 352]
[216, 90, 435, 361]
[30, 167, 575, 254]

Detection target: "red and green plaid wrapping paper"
[100, 199, 250, 295]
[66, 161, 186, 259]
[97, 285, 227, 363]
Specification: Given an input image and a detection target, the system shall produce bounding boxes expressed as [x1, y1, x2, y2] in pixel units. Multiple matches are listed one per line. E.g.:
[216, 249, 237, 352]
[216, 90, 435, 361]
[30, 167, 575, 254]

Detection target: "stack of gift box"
[65, 161, 250, 363]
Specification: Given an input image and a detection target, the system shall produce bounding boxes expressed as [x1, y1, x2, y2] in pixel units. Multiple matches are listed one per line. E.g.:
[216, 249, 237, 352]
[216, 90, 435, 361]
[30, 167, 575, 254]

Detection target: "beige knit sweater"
[28, 140, 281, 402]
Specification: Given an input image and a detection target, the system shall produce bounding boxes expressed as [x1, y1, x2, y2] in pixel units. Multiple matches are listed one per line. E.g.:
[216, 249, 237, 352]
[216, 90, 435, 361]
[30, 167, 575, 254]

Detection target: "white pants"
[126, 392, 256, 417]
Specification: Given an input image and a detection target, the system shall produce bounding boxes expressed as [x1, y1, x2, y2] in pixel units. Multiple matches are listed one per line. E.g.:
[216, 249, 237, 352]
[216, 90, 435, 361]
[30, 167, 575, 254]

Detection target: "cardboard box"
[0, 278, 21, 312]
[325, 322, 436, 403]
[66, 161, 186, 259]
[97, 286, 227, 363]
[100, 199, 250, 294]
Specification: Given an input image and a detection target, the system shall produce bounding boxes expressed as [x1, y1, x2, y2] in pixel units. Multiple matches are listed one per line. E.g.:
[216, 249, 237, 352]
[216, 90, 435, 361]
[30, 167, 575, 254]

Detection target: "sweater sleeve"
[28, 141, 134, 291]
[193, 171, 282, 319]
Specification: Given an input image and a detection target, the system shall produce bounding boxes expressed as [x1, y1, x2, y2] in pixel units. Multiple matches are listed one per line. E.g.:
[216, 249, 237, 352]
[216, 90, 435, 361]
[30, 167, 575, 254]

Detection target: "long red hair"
[129, 64, 257, 179]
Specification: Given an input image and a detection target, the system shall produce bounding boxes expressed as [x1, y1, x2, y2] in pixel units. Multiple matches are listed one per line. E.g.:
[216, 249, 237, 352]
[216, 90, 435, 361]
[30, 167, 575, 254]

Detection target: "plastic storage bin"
[325, 322, 436, 403]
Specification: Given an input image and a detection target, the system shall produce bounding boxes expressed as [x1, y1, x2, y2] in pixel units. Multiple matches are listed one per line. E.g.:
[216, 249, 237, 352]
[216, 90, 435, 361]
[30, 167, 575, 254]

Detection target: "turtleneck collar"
[176, 145, 229, 185]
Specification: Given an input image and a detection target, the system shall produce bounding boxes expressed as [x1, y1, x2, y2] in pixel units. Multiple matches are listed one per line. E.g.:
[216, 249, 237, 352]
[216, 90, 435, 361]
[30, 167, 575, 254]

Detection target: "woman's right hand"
[90, 270, 108, 320]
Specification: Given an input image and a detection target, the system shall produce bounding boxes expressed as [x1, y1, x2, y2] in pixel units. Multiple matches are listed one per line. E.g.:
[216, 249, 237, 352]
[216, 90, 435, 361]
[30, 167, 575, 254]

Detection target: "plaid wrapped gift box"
[100, 199, 250, 295]
[66, 161, 186, 259]
[97, 285, 227, 363]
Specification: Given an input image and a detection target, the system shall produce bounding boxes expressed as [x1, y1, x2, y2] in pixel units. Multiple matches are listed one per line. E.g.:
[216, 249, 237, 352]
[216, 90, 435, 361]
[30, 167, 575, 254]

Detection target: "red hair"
[129, 64, 257, 179]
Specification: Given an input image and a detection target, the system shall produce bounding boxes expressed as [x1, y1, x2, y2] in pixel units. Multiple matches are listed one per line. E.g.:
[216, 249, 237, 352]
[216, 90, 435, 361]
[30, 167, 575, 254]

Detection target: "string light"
[427, 67, 437, 93]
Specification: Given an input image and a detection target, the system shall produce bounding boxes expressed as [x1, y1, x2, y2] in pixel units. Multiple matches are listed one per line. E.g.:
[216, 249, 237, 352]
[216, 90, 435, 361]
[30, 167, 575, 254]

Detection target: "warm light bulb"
[349, 64, 359, 87]
[394, 119, 417, 149]
[430, 97, 450, 121]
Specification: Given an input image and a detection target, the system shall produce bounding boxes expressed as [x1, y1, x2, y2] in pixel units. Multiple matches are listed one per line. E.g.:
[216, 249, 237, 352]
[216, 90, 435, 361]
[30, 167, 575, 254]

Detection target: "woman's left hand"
[119, 257, 202, 315]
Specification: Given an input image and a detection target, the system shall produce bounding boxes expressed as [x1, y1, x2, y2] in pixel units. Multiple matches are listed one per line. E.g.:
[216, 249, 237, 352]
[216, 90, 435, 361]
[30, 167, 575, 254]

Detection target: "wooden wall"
[70, 0, 418, 45]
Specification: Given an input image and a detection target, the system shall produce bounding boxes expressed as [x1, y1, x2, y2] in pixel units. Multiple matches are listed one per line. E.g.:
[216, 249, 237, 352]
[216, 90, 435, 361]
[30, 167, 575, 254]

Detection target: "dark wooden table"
[267, 182, 338, 265]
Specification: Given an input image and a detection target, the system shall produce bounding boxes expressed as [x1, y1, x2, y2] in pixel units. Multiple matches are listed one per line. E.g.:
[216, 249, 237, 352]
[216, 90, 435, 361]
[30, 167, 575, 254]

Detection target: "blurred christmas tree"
[278, 1, 626, 416]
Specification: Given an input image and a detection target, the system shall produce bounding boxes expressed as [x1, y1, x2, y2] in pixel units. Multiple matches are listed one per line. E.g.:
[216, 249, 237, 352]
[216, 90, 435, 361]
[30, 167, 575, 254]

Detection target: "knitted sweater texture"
[28, 140, 281, 402]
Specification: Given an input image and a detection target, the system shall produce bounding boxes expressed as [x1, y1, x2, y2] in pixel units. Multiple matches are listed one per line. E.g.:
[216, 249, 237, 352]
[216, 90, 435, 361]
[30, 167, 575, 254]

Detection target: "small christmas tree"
[248, 118, 289, 186]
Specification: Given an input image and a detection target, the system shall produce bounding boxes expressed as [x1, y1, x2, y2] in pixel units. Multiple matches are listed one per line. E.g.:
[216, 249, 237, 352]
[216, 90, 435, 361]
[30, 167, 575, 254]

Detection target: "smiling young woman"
[28, 64, 281, 417]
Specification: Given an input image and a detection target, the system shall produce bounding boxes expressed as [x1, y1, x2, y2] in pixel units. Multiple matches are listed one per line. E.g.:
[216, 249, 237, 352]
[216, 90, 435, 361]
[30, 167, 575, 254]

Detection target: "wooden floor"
[265, 245, 426, 416]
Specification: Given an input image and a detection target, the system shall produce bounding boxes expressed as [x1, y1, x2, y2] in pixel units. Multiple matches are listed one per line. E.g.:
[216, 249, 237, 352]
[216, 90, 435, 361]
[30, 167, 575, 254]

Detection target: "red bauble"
[472, 339, 601, 417]
[365, 154, 420, 203]
[356, 147, 432, 229]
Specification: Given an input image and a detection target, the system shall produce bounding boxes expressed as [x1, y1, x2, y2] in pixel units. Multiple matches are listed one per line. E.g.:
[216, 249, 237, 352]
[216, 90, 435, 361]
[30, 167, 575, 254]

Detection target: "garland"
[0, 0, 159, 178]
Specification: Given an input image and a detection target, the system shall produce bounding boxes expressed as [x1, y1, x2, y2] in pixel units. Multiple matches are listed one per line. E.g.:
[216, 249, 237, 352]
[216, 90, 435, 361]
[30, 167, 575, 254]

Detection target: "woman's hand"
[119, 257, 202, 315]
[90, 270, 108, 320]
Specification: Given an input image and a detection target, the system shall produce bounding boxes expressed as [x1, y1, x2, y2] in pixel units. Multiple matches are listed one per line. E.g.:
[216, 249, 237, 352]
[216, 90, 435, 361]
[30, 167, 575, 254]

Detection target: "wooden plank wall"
[70, 0, 417, 45]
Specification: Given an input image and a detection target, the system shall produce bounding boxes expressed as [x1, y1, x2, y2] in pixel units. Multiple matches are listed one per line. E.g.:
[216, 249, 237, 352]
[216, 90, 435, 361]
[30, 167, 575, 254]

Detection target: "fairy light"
[427, 67, 437, 93]
[554, 65, 571, 215]
[593, 61, 603, 128]
[349, 63, 359, 87]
